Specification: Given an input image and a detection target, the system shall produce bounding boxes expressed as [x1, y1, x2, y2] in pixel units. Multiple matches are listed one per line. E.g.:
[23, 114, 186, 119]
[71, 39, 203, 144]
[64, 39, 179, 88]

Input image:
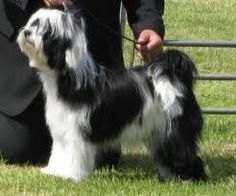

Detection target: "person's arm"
[122, 0, 165, 61]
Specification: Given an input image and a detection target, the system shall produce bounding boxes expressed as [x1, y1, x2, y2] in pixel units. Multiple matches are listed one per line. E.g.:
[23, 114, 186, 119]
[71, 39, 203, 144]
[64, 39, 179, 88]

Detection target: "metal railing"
[164, 40, 236, 114]
[164, 40, 236, 48]
[120, 5, 236, 115]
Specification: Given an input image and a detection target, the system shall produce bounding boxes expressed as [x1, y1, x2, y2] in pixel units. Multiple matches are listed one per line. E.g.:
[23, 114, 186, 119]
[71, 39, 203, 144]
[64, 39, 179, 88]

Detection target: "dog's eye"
[31, 18, 40, 27]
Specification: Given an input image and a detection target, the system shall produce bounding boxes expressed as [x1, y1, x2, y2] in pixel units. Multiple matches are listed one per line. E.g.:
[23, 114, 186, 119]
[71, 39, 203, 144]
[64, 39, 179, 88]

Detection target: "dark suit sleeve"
[122, 0, 165, 39]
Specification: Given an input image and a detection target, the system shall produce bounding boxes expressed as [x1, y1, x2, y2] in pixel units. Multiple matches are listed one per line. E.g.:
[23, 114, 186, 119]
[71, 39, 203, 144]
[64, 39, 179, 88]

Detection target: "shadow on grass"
[204, 154, 236, 183]
[96, 153, 236, 183]
[95, 153, 157, 181]
[119, 154, 156, 176]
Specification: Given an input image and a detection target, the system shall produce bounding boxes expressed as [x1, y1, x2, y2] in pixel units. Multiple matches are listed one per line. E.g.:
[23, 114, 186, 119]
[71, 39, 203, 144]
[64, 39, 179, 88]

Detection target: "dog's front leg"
[41, 137, 96, 181]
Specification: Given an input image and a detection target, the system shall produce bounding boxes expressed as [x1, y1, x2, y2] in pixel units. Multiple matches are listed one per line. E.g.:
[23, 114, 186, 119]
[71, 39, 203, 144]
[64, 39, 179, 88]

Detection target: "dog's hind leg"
[150, 95, 207, 181]
[149, 50, 207, 181]
[145, 134, 173, 181]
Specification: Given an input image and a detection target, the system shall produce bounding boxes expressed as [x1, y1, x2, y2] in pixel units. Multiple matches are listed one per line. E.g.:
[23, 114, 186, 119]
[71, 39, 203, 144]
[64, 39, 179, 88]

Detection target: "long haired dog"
[17, 8, 207, 181]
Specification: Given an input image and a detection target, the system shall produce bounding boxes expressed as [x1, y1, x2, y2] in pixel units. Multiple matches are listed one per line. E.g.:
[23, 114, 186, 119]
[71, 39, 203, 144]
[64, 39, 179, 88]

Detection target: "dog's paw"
[41, 166, 55, 176]
[158, 166, 173, 181]
[40, 166, 88, 181]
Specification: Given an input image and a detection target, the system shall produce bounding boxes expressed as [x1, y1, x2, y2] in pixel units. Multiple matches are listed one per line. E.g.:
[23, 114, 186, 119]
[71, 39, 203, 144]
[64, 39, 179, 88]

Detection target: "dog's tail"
[148, 49, 198, 116]
[149, 49, 197, 91]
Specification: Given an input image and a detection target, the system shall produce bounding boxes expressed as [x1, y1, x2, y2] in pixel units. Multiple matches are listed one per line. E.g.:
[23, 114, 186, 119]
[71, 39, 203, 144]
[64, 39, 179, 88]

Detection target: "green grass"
[1, 0, 236, 195]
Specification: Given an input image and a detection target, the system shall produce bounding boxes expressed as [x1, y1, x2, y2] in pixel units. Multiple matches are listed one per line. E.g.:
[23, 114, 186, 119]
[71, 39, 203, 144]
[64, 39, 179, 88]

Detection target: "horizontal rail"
[164, 40, 236, 48]
[202, 108, 236, 114]
[196, 73, 236, 80]
[120, 7, 236, 115]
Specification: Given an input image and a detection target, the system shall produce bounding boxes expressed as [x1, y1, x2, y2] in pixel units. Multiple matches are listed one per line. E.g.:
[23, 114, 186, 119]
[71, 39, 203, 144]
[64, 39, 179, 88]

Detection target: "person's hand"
[136, 29, 163, 62]
[43, 0, 62, 7]
[43, 0, 72, 7]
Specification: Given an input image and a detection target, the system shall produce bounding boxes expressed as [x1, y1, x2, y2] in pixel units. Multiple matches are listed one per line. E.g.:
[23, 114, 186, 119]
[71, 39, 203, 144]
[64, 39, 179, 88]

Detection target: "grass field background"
[1, 0, 236, 195]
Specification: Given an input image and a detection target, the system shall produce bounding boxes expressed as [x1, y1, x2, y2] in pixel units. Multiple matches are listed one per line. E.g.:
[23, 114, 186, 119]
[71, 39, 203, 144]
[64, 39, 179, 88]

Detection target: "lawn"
[1, 0, 236, 195]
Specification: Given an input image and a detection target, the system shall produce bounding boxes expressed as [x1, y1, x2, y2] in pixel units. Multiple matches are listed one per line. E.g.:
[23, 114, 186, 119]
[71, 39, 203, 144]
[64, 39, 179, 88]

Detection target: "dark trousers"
[0, 92, 52, 164]
[0, 91, 121, 167]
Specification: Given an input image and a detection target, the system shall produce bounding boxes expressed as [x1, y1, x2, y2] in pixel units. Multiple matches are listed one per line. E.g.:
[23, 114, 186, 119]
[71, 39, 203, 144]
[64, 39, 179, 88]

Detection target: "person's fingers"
[149, 41, 163, 59]
[43, 0, 51, 7]
[137, 41, 163, 62]
[147, 38, 163, 53]
[137, 47, 152, 62]
[136, 36, 149, 51]
[136, 35, 150, 61]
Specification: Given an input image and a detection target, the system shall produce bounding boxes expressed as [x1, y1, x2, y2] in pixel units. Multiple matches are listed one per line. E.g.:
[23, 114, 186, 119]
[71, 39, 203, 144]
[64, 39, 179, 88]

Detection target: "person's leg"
[0, 92, 52, 164]
[0, 112, 33, 163]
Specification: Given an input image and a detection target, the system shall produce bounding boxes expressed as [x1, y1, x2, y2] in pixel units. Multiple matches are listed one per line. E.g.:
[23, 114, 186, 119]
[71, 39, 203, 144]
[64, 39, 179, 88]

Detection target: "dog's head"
[17, 8, 88, 73]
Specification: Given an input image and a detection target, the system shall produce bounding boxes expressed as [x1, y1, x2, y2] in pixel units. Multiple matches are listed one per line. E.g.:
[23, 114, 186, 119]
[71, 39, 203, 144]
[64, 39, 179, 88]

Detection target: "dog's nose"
[24, 30, 31, 38]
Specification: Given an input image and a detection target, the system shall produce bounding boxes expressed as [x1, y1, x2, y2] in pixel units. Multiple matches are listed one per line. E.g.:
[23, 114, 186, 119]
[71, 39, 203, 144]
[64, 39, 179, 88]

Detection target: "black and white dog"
[17, 8, 207, 181]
